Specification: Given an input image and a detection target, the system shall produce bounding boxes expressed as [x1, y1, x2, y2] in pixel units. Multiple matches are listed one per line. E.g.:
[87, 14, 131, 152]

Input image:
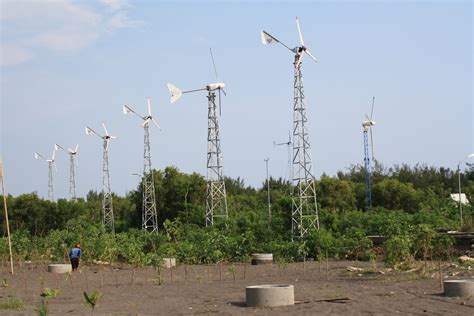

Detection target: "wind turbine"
[262, 17, 319, 238]
[85, 123, 116, 233]
[362, 97, 376, 210]
[35, 144, 60, 202]
[167, 48, 228, 227]
[273, 131, 293, 184]
[123, 97, 160, 232]
[57, 144, 79, 201]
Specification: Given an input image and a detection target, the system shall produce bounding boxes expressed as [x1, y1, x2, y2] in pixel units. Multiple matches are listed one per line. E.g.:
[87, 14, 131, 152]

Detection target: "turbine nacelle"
[206, 82, 225, 91]
[362, 120, 376, 129]
[261, 17, 318, 67]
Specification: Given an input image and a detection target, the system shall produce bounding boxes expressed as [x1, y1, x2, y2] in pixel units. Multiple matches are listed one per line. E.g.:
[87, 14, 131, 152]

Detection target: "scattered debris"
[458, 256, 474, 263]
[346, 266, 363, 272]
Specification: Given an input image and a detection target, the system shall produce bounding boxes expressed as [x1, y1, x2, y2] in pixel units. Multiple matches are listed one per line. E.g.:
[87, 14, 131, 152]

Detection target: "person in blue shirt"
[69, 244, 82, 271]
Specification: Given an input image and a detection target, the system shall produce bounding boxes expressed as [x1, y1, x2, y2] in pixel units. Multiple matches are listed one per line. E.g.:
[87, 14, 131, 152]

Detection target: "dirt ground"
[0, 260, 473, 315]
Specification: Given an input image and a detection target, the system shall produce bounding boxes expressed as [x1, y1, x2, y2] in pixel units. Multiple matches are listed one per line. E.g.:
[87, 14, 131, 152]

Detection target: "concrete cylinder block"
[48, 264, 72, 274]
[246, 284, 294, 307]
[251, 253, 273, 265]
[444, 280, 474, 297]
[161, 258, 176, 269]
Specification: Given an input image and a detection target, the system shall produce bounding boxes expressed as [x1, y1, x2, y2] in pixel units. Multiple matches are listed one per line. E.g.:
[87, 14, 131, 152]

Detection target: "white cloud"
[100, 0, 130, 12]
[32, 27, 100, 51]
[0, 0, 139, 67]
[0, 44, 34, 66]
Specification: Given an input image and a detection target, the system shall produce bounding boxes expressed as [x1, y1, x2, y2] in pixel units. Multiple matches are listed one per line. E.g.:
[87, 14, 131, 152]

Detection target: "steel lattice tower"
[69, 154, 77, 201]
[205, 92, 228, 226]
[363, 129, 372, 210]
[291, 55, 319, 239]
[47, 161, 54, 202]
[102, 138, 114, 233]
[142, 123, 158, 232]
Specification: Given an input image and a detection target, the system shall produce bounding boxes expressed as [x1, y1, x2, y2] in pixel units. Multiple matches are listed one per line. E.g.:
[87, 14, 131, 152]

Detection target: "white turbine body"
[123, 97, 160, 233]
[166, 48, 228, 226]
[85, 122, 116, 232]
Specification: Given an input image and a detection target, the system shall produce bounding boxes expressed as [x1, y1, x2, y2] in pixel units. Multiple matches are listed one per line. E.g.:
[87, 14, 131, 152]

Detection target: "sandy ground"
[0, 260, 473, 315]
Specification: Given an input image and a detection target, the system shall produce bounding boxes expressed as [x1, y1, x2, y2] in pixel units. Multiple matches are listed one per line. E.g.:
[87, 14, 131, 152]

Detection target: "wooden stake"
[439, 260, 443, 291]
[243, 263, 246, 280]
[23, 269, 27, 296]
[99, 269, 103, 289]
[219, 262, 222, 281]
[303, 256, 306, 275]
[84, 269, 89, 290]
[208, 266, 212, 283]
[0, 161, 14, 275]
[325, 250, 329, 280]
[184, 265, 188, 283]
[170, 267, 173, 285]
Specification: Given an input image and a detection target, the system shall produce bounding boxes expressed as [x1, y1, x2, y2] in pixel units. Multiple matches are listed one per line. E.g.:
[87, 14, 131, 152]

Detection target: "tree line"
[0, 162, 472, 267]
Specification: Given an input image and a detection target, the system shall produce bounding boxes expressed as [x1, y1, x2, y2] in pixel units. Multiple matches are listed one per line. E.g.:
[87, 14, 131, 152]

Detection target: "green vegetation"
[84, 291, 103, 315]
[0, 297, 25, 310]
[0, 164, 472, 269]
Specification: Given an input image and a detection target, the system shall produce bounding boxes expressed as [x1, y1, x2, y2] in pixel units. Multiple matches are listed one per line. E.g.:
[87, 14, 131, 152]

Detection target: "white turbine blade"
[147, 97, 152, 116]
[142, 118, 151, 127]
[123, 105, 131, 114]
[468, 153, 474, 158]
[370, 96, 375, 120]
[305, 49, 318, 63]
[167, 83, 183, 104]
[102, 122, 110, 136]
[221, 88, 227, 96]
[209, 48, 219, 82]
[295, 50, 305, 68]
[52, 146, 57, 160]
[54, 144, 64, 151]
[85, 126, 99, 137]
[296, 16, 304, 46]
[365, 114, 370, 121]
[74, 144, 79, 153]
[151, 118, 161, 130]
[261, 30, 294, 52]
[109, 135, 117, 139]
[35, 152, 44, 160]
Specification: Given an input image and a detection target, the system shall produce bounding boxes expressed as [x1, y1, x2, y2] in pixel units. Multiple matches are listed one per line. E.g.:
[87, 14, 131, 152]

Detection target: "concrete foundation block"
[161, 258, 176, 269]
[444, 280, 474, 297]
[251, 253, 273, 265]
[246, 284, 294, 307]
[48, 264, 72, 273]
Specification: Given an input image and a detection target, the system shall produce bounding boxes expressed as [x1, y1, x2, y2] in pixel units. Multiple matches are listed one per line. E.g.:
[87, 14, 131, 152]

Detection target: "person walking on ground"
[69, 243, 82, 271]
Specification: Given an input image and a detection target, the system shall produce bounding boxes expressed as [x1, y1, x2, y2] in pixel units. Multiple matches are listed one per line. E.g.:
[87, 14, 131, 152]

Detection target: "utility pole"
[264, 158, 271, 222]
[0, 161, 14, 274]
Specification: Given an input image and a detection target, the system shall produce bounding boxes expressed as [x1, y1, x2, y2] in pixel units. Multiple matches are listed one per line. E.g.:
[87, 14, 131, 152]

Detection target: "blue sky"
[1, 0, 472, 199]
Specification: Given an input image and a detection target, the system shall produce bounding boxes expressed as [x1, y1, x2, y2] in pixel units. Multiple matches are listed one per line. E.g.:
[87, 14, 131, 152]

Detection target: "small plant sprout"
[41, 288, 60, 299]
[36, 300, 48, 316]
[84, 291, 103, 315]
[228, 264, 237, 282]
[2, 278, 8, 288]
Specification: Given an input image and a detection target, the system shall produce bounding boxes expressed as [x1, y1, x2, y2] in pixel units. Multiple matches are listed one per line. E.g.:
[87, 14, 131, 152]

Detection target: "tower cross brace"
[102, 138, 114, 233]
[69, 154, 77, 201]
[205, 92, 228, 226]
[142, 123, 159, 232]
[363, 128, 372, 210]
[47, 161, 54, 202]
[291, 54, 319, 239]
